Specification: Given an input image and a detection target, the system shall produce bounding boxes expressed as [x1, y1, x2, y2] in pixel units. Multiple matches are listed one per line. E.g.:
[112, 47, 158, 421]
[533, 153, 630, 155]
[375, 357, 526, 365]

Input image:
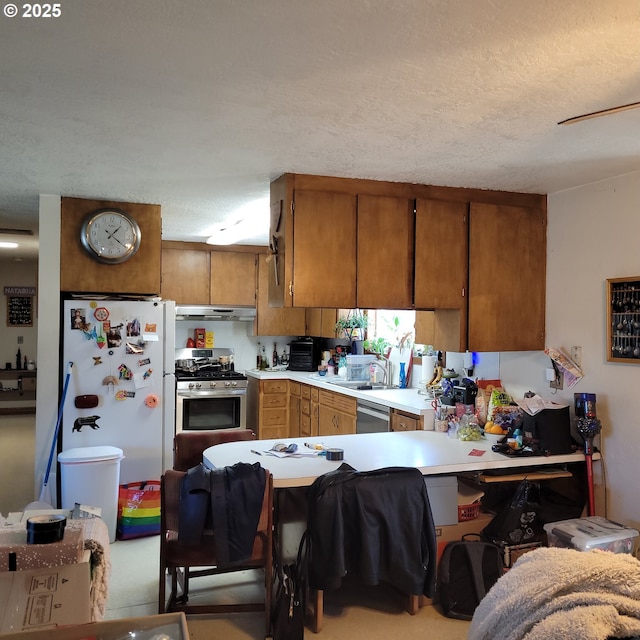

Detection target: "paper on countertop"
[256, 443, 321, 458]
[262, 450, 320, 458]
[515, 394, 570, 416]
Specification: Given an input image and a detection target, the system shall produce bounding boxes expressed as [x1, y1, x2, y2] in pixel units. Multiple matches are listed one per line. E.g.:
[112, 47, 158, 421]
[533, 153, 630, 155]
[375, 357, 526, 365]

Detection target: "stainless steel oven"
[176, 375, 247, 433]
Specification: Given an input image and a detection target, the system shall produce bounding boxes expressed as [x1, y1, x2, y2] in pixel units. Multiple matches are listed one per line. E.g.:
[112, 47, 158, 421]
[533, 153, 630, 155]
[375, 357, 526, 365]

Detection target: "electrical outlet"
[549, 369, 564, 390]
[571, 346, 582, 368]
[17, 336, 23, 344]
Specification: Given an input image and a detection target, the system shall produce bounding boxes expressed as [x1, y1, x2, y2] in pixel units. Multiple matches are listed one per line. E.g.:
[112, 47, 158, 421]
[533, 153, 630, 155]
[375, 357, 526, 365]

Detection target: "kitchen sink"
[325, 379, 395, 390]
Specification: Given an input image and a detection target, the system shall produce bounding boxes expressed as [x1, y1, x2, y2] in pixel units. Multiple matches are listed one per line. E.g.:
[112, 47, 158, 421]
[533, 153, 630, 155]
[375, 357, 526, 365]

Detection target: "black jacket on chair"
[306, 465, 438, 598]
[178, 462, 266, 565]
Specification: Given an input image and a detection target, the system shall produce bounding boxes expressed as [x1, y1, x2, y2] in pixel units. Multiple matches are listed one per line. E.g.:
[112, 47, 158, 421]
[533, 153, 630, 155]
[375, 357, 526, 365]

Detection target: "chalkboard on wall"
[4, 286, 35, 327]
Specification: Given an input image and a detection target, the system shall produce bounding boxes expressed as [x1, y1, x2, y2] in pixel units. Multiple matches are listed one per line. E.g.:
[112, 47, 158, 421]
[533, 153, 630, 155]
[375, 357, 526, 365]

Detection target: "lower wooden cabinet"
[391, 409, 421, 432]
[318, 389, 356, 436]
[289, 381, 301, 437]
[247, 378, 290, 439]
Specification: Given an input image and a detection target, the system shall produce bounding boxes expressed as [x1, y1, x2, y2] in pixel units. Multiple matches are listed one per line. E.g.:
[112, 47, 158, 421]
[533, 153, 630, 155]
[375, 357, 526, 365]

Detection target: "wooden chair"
[305, 466, 437, 632]
[172, 429, 255, 471]
[158, 467, 273, 635]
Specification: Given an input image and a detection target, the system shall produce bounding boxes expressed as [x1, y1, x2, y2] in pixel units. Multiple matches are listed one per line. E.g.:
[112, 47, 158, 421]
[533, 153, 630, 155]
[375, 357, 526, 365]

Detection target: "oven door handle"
[177, 390, 247, 398]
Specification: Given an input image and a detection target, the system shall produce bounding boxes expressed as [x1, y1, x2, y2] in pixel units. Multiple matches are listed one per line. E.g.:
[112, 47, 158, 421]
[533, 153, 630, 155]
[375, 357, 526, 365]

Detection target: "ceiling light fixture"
[205, 197, 269, 246]
[0, 241, 19, 249]
[207, 219, 250, 246]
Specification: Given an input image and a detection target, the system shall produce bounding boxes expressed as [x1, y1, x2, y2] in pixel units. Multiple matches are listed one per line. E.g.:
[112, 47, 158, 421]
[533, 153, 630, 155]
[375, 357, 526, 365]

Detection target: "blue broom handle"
[42, 361, 73, 489]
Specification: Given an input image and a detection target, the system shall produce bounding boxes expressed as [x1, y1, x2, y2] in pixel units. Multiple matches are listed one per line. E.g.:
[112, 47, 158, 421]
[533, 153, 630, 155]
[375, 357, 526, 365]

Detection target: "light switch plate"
[571, 346, 582, 368]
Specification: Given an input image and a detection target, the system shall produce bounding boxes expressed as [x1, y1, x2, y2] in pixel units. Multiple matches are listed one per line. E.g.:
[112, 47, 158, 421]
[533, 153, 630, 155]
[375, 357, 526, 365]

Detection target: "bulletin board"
[4, 287, 35, 327]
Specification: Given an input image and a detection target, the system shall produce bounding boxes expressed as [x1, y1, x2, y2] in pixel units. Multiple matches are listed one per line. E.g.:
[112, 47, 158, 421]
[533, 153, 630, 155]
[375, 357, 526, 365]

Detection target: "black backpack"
[437, 534, 503, 620]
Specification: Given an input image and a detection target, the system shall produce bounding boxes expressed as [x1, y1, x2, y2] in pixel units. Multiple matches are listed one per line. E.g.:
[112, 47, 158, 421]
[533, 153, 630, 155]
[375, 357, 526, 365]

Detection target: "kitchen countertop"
[203, 430, 595, 489]
[244, 369, 434, 417]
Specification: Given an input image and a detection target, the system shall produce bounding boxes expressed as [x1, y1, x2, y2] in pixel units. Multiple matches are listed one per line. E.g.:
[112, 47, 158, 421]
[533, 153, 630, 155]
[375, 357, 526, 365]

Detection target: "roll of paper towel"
[422, 355, 437, 379]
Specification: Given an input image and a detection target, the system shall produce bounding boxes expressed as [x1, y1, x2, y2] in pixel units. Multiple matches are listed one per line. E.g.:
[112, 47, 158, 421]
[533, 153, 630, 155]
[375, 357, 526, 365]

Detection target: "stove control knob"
[209, 381, 217, 388]
[188, 382, 195, 389]
[230, 381, 238, 387]
[224, 381, 231, 388]
[195, 382, 202, 389]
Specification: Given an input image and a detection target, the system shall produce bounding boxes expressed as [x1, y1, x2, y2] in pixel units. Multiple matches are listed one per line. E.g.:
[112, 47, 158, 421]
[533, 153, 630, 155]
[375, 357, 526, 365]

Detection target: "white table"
[203, 430, 593, 488]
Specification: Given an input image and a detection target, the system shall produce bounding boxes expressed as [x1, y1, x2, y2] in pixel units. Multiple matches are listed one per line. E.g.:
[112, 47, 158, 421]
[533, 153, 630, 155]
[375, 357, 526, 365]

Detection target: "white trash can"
[58, 446, 124, 542]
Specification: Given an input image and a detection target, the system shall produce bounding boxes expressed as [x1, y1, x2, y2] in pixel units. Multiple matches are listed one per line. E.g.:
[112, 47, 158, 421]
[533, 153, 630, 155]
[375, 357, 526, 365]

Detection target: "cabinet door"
[414, 199, 468, 309]
[292, 190, 357, 308]
[318, 406, 356, 436]
[256, 254, 306, 336]
[468, 202, 546, 351]
[289, 393, 301, 437]
[311, 388, 319, 437]
[305, 308, 339, 338]
[210, 251, 256, 306]
[391, 410, 419, 431]
[161, 249, 210, 304]
[357, 195, 414, 309]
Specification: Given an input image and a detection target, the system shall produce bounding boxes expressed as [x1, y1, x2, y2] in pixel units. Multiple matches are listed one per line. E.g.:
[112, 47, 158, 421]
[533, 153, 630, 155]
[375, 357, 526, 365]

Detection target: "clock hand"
[105, 225, 122, 240]
[110, 235, 128, 248]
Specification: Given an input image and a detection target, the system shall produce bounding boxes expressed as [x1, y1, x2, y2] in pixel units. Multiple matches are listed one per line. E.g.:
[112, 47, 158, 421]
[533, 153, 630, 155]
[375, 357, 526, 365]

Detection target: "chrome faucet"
[369, 359, 389, 384]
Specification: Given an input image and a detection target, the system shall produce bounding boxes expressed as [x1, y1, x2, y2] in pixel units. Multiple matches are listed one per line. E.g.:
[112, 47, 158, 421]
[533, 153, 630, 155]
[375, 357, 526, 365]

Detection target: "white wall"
[500, 170, 640, 530]
[174, 319, 294, 372]
[34, 194, 61, 503]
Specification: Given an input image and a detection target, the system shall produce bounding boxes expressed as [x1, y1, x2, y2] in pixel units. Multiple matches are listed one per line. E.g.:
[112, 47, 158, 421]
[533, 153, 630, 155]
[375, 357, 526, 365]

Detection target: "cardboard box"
[435, 512, 494, 564]
[0, 521, 84, 571]
[424, 475, 458, 525]
[0, 613, 189, 640]
[0, 562, 91, 633]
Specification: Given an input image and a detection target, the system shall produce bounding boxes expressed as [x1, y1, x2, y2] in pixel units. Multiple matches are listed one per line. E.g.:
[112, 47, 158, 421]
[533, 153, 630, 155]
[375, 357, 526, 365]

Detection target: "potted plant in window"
[335, 310, 368, 343]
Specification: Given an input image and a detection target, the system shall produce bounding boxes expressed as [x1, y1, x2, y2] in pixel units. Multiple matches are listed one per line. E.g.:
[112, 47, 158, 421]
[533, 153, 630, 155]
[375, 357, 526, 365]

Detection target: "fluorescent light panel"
[206, 197, 269, 246]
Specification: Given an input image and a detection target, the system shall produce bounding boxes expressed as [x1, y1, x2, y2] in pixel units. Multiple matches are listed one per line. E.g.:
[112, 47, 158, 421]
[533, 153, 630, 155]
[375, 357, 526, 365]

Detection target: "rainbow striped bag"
[117, 480, 161, 540]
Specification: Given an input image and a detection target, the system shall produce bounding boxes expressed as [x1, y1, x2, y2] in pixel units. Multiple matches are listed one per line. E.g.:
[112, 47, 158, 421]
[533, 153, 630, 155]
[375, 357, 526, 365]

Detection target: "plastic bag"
[481, 479, 542, 545]
[117, 480, 161, 540]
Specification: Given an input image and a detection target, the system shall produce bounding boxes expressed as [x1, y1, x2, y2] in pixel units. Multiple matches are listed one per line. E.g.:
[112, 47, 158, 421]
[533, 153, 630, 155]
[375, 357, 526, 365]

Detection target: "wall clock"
[80, 208, 142, 264]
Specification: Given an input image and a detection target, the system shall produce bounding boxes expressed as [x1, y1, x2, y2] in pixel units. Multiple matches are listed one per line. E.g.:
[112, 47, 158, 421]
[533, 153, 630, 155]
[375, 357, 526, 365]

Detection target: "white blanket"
[467, 547, 640, 640]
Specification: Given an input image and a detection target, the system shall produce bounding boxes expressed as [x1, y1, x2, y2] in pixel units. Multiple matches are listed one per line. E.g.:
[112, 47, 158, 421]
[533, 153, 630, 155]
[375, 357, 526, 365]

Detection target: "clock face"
[80, 209, 141, 264]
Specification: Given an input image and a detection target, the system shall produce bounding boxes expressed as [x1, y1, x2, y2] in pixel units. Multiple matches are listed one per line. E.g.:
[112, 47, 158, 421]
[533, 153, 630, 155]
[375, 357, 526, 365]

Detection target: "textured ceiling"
[1, 0, 640, 260]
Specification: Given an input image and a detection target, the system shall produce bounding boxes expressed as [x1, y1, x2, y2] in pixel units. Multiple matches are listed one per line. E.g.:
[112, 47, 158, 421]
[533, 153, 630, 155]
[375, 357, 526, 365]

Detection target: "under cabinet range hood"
[175, 305, 257, 322]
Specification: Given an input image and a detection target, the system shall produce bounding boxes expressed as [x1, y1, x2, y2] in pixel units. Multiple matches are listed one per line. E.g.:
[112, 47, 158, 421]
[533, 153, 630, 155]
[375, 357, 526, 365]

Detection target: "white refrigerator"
[60, 298, 176, 484]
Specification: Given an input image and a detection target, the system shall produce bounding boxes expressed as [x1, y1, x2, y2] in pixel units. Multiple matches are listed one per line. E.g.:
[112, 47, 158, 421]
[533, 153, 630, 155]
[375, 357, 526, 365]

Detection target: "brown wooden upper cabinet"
[210, 251, 256, 306]
[305, 308, 339, 338]
[161, 247, 211, 304]
[269, 173, 547, 353]
[467, 202, 546, 352]
[357, 195, 414, 309]
[414, 199, 468, 310]
[290, 189, 357, 308]
[256, 253, 306, 336]
[161, 243, 257, 307]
